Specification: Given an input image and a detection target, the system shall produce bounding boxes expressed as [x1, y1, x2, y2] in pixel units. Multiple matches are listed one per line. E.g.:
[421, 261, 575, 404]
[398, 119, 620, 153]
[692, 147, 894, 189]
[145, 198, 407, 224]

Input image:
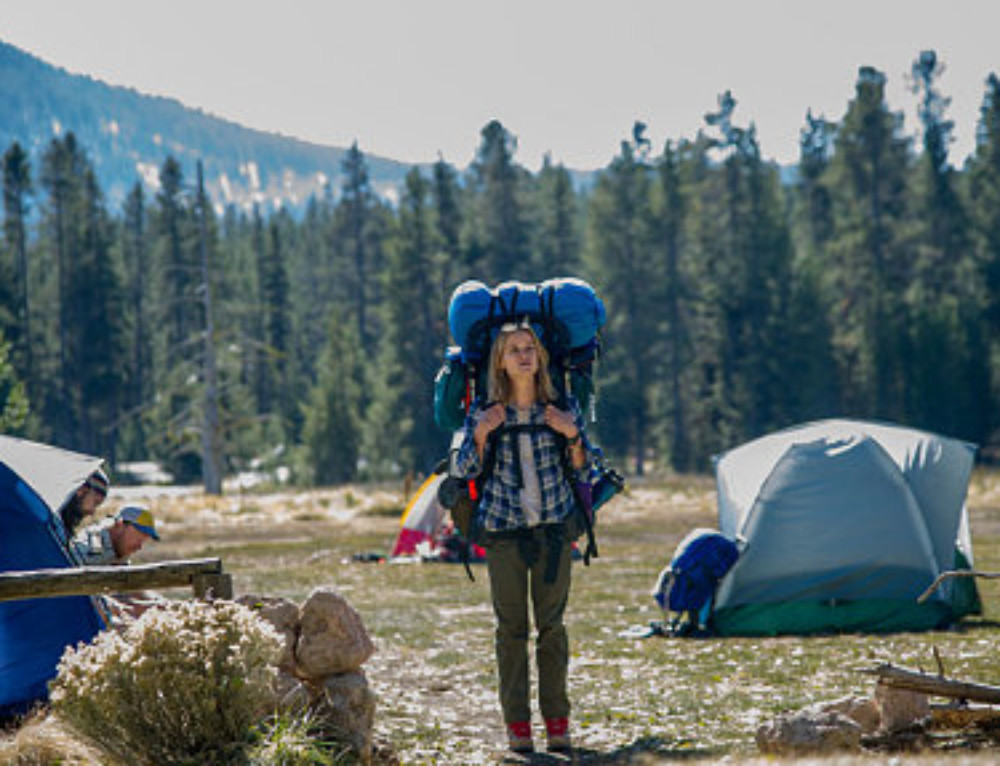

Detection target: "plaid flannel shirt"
[455, 398, 594, 533]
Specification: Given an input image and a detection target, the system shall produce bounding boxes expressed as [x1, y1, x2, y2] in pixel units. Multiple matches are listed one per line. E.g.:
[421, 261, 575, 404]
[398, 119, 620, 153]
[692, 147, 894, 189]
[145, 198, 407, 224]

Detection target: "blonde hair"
[486, 324, 558, 405]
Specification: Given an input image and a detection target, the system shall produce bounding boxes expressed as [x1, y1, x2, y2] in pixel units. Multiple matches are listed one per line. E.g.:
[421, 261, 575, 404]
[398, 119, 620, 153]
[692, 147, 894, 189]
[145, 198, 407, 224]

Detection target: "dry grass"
[0, 714, 103, 766]
[5, 469, 1000, 764]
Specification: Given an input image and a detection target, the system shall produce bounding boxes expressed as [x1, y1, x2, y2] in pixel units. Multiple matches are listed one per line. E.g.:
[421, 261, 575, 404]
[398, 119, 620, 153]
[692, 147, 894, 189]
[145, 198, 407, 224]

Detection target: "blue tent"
[711, 420, 980, 636]
[0, 435, 106, 716]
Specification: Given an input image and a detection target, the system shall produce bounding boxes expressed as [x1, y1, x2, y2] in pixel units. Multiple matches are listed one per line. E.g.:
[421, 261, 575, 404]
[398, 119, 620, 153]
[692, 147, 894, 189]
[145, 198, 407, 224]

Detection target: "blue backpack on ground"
[653, 528, 740, 636]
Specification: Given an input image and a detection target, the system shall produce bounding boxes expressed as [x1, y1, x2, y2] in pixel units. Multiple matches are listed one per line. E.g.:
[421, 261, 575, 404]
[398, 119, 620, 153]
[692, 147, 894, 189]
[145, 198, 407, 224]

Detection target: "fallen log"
[0, 558, 232, 601]
[917, 570, 1000, 603]
[859, 663, 1000, 705]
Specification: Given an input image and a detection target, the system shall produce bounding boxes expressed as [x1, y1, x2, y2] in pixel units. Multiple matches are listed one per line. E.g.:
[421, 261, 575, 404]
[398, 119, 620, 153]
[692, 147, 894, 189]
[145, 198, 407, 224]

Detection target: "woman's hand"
[546, 405, 586, 468]
[474, 404, 506, 454]
[544, 405, 579, 441]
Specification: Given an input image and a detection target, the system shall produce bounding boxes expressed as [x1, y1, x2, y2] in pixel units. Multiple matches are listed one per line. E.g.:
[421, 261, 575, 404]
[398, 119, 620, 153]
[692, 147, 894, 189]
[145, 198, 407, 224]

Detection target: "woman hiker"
[454, 319, 594, 755]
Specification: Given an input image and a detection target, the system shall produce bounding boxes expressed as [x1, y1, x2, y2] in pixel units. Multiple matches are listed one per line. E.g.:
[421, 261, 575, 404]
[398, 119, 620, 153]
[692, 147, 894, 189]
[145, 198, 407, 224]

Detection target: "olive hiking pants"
[484, 524, 572, 724]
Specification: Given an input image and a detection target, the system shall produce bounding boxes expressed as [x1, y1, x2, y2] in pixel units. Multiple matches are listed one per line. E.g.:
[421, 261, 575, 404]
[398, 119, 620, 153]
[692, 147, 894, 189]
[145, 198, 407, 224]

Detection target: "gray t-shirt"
[516, 408, 542, 526]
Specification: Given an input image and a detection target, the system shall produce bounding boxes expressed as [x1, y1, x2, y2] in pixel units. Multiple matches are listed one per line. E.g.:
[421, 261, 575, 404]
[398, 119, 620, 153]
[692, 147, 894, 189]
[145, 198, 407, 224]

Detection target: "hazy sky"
[3, 0, 999, 170]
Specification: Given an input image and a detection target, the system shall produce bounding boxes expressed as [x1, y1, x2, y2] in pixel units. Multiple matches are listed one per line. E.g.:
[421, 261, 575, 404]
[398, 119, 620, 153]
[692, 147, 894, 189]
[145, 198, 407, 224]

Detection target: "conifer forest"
[2, 57, 1000, 489]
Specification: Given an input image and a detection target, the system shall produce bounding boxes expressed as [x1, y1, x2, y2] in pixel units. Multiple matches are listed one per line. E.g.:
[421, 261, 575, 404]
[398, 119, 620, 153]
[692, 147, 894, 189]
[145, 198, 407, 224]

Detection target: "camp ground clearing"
[6, 466, 993, 763]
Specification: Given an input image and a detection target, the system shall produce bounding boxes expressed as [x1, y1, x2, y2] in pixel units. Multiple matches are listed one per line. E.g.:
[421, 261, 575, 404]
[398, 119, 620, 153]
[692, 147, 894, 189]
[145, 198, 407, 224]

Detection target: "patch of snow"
[380, 185, 399, 206]
[244, 161, 260, 191]
[135, 162, 160, 190]
[112, 484, 200, 501]
[117, 460, 173, 484]
[219, 172, 233, 202]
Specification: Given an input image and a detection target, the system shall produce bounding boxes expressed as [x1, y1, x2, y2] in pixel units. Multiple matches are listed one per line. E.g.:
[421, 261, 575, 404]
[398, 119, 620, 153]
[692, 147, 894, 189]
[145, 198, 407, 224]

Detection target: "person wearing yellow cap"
[74, 505, 160, 565]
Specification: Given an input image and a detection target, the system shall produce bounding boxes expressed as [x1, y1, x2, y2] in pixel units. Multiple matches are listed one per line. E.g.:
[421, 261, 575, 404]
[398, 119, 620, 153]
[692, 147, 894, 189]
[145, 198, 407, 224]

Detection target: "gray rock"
[807, 695, 881, 735]
[295, 587, 375, 678]
[756, 710, 862, 755]
[313, 671, 377, 763]
[271, 669, 311, 710]
[237, 594, 300, 673]
[875, 683, 930, 733]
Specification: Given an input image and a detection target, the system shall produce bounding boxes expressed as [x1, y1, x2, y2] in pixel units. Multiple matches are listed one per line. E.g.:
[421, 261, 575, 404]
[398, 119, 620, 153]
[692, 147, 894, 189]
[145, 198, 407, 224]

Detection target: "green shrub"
[51, 600, 282, 766]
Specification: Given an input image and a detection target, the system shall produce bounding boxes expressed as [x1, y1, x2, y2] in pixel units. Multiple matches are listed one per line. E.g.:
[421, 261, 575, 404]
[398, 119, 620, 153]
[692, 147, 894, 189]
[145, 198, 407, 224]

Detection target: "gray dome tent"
[711, 419, 980, 636]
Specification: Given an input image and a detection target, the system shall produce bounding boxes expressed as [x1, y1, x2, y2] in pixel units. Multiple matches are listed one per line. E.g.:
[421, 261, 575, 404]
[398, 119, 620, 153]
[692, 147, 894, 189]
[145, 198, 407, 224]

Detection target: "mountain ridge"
[0, 39, 424, 212]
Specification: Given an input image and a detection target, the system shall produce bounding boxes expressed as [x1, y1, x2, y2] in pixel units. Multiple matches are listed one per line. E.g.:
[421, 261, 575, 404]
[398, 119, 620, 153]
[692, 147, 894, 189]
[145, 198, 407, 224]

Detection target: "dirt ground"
[7, 469, 1000, 764]
[111, 469, 1000, 764]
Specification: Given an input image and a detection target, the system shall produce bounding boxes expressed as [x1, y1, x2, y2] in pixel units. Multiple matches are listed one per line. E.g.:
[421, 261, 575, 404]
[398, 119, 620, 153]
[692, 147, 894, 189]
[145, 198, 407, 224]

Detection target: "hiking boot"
[545, 716, 572, 752]
[506, 720, 534, 753]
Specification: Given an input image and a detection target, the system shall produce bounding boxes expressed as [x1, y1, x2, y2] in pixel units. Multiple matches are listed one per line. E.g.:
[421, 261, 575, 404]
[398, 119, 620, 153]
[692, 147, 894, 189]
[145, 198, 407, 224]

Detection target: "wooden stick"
[0, 558, 225, 602]
[858, 663, 1000, 705]
[917, 570, 1000, 603]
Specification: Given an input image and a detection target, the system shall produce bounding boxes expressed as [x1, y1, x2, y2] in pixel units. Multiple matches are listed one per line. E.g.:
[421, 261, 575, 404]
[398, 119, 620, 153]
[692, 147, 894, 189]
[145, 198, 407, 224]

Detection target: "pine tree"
[795, 111, 836, 257]
[301, 311, 362, 485]
[262, 216, 293, 433]
[906, 50, 987, 440]
[683, 94, 797, 458]
[195, 160, 224, 495]
[533, 155, 581, 277]
[212, 204, 273, 474]
[584, 124, 659, 474]
[431, 156, 465, 292]
[469, 120, 530, 281]
[73, 168, 126, 456]
[1, 142, 33, 380]
[908, 50, 967, 299]
[825, 67, 912, 419]
[291, 195, 336, 383]
[784, 113, 839, 422]
[0, 332, 29, 434]
[336, 143, 383, 348]
[118, 182, 151, 457]
[655, 140, 693, 471]
[145, 157, 216, 483]
[39, 133, 86, 443]
[966, 72, 1000, 443]
[250, 205, 273, 415]
[363, 168, 449, 476]
[37, 133, 128, 452]
[273, 194, 329, 397]
[155, 157, 193, 353]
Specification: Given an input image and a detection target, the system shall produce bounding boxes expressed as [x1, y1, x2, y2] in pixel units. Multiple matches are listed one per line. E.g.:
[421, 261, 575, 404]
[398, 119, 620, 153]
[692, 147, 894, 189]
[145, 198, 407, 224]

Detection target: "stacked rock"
[238, 587, 377, 761]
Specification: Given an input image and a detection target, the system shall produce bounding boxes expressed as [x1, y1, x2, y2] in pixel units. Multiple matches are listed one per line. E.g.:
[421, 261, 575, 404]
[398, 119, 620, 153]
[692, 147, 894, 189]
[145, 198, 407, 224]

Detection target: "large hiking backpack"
[432, 278, 622, 579]
[433, 278, 606, 432]
[652, 528, 741, 636]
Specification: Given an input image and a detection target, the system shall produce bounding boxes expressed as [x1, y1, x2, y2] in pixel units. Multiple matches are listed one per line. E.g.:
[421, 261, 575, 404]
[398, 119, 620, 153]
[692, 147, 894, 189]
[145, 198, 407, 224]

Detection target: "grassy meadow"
[8, 470, 1000, 764]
